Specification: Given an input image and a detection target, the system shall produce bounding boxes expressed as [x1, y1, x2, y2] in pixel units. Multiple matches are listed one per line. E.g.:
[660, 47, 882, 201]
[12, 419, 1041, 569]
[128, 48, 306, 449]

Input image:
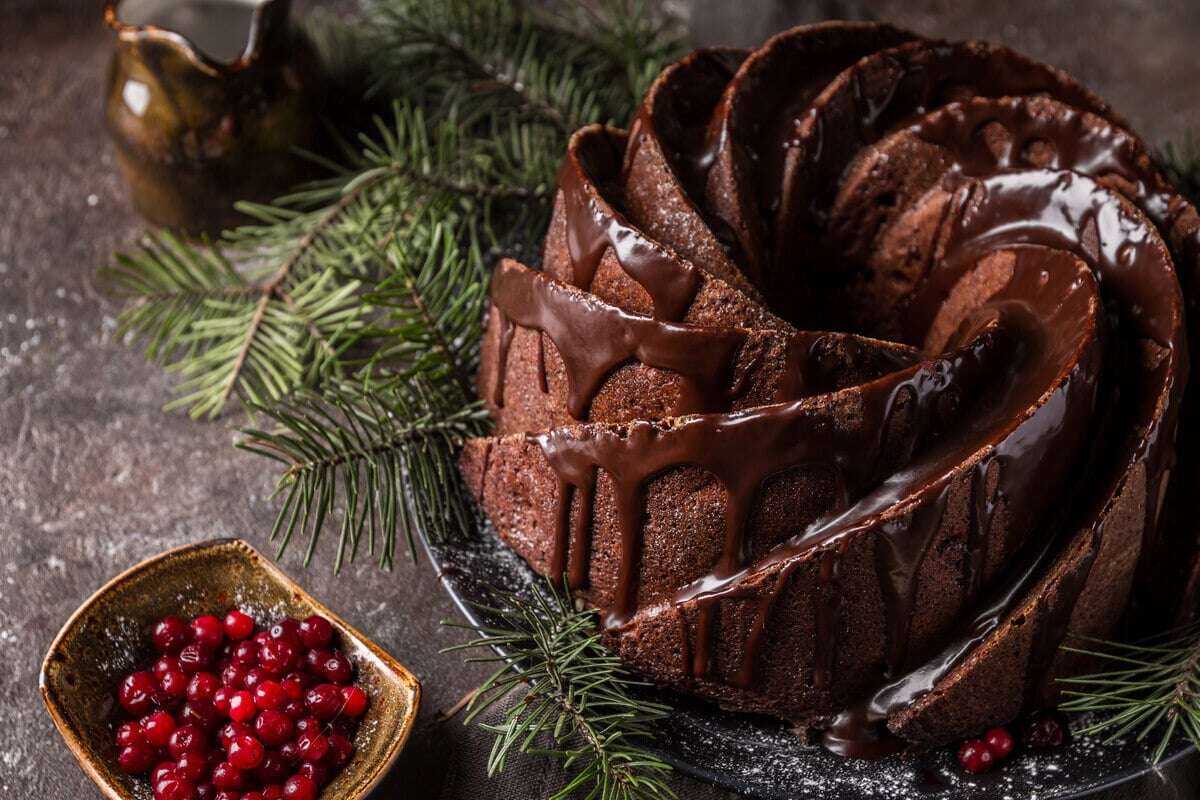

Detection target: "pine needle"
[1059, 623, 1200, 763]
[445, 580, 676, 800]
[237, 382, 488, 570]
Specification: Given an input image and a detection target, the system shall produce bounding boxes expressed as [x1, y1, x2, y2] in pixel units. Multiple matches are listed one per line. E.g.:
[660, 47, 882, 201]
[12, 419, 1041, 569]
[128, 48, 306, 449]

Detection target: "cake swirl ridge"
[461, 21, 1200, 755]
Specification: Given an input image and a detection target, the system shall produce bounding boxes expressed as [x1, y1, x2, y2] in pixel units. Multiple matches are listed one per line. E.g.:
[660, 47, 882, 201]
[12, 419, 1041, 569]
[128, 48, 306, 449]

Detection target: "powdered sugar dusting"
[426, 518, 1191, 799]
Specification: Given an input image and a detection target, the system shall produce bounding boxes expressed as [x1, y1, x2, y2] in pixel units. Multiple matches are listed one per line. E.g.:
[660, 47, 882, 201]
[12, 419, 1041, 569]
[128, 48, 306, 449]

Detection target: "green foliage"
[1161, 133, 1200, 205]
[100, 230, 366, 419]
[238, 383, 489, 571]
[445, 581, 676, 800]
[1059, 624, 1200, 763]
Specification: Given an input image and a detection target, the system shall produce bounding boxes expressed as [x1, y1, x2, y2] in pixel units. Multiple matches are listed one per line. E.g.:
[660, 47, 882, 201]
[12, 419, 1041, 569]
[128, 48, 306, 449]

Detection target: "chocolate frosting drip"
[464, 21, 1198, 756]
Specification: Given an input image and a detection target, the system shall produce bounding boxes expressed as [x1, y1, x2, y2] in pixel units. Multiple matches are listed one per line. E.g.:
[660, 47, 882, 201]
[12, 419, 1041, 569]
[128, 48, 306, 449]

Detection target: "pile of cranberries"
[956, 714, 1065, 774]
[113, 609, 369, 800]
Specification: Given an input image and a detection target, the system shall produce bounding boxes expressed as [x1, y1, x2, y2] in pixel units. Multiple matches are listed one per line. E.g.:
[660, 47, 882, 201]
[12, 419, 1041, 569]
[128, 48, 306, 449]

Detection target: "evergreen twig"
[444, 580, 676, 800]
[237, 383, 489, 570]
[1058, 623, 1200, 763]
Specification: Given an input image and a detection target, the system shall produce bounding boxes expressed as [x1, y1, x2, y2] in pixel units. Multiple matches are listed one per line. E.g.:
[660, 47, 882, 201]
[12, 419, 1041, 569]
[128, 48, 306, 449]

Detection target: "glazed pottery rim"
[103, 0, 285, 76]
[40, 536, 421, 800]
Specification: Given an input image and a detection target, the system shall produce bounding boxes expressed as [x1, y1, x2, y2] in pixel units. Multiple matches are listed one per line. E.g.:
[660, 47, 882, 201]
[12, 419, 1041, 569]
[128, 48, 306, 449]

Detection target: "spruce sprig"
[445, 581, 676, 800]
[100, 229, 367, 419]
[237, 382, 489, 571]
[1161, 133, 1200, 203]
[1058, 624, 1200, 763]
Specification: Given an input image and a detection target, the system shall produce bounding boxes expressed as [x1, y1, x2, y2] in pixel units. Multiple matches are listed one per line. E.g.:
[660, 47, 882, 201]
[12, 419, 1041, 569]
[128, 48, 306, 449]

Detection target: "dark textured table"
[2, 1, 1198, 798]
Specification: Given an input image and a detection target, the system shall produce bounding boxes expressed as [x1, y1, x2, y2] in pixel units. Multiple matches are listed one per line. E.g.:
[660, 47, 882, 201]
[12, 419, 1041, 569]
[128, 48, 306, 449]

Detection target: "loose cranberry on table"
[112, 609, 368, 799]
[983, 726, 1015, 760]
[957, 738, 995, 774]
[1022, 714, 1067, 748]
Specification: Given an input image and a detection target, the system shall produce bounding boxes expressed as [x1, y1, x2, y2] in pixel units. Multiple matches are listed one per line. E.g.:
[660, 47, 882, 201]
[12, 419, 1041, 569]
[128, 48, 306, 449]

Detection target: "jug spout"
[103, 0, 322, 234]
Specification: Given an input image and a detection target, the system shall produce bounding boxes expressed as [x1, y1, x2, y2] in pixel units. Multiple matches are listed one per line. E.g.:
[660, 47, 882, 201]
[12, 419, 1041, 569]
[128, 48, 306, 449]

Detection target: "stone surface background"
[1, 1, 1197, 798]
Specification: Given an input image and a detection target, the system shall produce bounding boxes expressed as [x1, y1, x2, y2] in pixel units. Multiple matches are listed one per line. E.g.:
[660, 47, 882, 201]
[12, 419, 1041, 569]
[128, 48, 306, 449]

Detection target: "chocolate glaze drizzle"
[467, 21, 1198, 758]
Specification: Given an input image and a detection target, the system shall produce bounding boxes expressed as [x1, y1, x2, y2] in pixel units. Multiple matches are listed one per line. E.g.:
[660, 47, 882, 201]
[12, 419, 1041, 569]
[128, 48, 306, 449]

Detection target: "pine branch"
[1058, 623, 1200, 763]
[444, 581, 675, 800]
[361, 221, 488, 400]
[237, 383, 489, 571]
[101, 233, 367, 418]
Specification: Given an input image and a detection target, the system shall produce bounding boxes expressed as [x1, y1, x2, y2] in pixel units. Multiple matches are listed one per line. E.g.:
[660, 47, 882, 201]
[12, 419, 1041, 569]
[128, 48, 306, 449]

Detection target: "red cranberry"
[258, 640, 297, 676]
[152, 761, 177, 787]
[118, 671, 159, 716]
[324, 734, 354, 768]
[117, 741, 156, 774]
[958, 739, 995, 774]
[297, 761, 330, 787]
[293, 717, 322, 737]
[176, 751, 207, 782]
[255, 751, 291, 784]
[154, 616, 191, 655]
[298, 616, 333, 650]
[327, 717, 355, 738]
[278, 740, 301, 765]
[304, 685, 341, 720]
[254, 709, 294, 746]
[244, 667, 270, 691]
[187, 672, 221, 703]
[295, 732, 329, 763]
[244, 793, 266, 800]
[269, 619, 303, 647]
[320, 652, 352, 685]
[213, 792, 240, 800]
[213, 686, 234, 714]
[984, 726, 1015, 760]
[116, 720, 147, 748]
[282, 775, 317, 800]
[228, 690, 257, 722]
[160, 669, 190, 700]
[196, 783, 216, 800]
[141, 710, 176, 747]
[219, 721, 254, 750]
[210, 761, 243, 790]
[190, 615, 225, 650]
[254, 680, 286, 711]
[280, 699, 306, 720]
[229, 733, 266, 770]
[154, 656, 181, 680]
[180, 700, 222, 732]
[253, 630, 271, 647]
[280, 674, 307, 701]
[224, 610, 255, 641]
[303, 649, 330, 675]
[178, 644, 214, 674]
[221, 664, 248, 689]
[340, 686, 368, 718]
[231, 641, 259, 667]
[167, 725, 208, 758]
[1022, 715, 1066, 749]
[156, 776, 199, 800]
[262, 788, 283, 800]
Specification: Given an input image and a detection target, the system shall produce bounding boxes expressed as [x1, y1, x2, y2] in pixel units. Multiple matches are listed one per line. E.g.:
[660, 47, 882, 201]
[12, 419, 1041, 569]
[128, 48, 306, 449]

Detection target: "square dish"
[40, 537, 420, 800]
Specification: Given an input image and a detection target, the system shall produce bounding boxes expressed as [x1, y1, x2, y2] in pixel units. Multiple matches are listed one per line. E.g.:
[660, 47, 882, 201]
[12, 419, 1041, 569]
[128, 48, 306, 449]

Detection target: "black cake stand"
[422, 520, 1195, 799]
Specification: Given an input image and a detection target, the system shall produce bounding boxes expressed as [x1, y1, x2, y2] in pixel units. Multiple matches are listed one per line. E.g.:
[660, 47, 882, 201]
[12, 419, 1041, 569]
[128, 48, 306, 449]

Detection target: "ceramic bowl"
[40, 538, 420, 799]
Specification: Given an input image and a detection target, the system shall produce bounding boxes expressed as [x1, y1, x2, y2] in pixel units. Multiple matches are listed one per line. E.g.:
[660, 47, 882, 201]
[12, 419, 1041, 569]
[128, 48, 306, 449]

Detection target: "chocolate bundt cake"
[459, 21, 1200, 756]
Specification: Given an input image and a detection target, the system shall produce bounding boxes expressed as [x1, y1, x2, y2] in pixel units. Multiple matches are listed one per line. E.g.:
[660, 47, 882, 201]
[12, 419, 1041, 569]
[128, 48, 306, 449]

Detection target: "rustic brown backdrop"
[2, 1, 1197, 797]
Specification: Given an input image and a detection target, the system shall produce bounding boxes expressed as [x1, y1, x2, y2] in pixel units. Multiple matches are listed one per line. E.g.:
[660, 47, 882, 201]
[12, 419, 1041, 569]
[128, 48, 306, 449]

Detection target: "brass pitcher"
[104, 0, 322, 234]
